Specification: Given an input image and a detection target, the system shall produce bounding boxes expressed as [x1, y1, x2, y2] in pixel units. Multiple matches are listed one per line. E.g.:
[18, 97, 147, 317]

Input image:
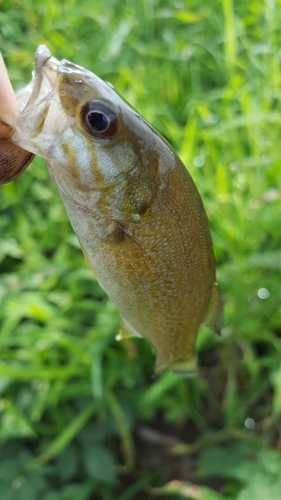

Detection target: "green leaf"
[42, 493, 61, 500]
[197, 442, 254, 481]
[62, 482, 93, 500]
[83, 443, 117, 484]
[271, 365, 281, 415]
[37, 402, 95, 463]
[138, 371, 181, 417]
[175, 11, 201, 22]
[0, 401, 36, 441]
[237, 473, 281, 500]
[0, 457, 23, 482]
[54, 445, 78, 481]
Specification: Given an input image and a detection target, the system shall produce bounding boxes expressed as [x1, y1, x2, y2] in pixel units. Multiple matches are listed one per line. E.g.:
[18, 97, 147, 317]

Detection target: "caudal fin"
[154, 356, 198, 378]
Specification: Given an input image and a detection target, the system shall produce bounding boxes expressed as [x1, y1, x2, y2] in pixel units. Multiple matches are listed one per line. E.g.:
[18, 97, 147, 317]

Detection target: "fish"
[2, 45, 221, 374]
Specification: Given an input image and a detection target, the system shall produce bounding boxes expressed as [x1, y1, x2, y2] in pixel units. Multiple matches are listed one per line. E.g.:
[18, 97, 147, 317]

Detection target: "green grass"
[1, 0, 281, 498]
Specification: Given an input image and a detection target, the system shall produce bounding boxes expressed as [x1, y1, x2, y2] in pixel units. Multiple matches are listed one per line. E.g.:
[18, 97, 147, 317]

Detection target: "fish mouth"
[15, 45, 59, 124]
[15, 45, 86, 120]
[11, 44, 110, 157]
[10, 46, 66, 156]
[11, 45, 88, 157]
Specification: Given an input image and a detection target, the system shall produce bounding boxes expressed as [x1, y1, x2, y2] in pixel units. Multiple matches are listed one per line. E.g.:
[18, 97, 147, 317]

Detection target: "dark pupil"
[88, 111, 109, 132]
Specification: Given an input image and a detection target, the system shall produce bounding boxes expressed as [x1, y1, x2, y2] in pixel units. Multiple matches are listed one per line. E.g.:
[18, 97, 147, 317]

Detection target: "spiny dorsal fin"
[204, 282, 223, 335]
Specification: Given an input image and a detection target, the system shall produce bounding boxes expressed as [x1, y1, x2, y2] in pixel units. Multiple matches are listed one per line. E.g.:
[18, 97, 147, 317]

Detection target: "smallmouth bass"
[1, 46, 221, 374]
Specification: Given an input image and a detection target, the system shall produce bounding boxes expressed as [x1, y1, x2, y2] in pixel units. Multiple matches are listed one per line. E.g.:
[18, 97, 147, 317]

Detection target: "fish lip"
[34, 45, 52, 75]
[14, 46, 83, 120]
[11, 45, 90, 158]
[10, 45, 62, 153]
[15, 45, 59, 117]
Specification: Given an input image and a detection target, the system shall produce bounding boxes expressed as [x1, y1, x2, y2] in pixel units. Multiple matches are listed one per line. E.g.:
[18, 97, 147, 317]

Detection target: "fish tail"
[154, 355, 197, 378]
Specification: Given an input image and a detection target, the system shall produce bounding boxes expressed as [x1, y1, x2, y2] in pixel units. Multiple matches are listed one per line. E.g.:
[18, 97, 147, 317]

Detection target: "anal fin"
[116, 317, 143, 341]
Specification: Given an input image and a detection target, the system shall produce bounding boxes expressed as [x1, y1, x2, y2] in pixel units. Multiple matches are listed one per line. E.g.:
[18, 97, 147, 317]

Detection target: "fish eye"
[81, 100, 119, 139]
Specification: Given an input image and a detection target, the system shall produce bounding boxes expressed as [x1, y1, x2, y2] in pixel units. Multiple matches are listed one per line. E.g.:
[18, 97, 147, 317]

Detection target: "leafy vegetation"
[1, 0, 281, 498]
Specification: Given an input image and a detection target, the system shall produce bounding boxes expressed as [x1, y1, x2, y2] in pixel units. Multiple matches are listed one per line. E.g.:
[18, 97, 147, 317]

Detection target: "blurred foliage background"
[1, 0, 281, 498]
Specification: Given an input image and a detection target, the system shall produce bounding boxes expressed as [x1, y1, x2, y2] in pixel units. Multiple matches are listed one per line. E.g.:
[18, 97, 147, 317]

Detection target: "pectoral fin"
[105, 208, 141, 224]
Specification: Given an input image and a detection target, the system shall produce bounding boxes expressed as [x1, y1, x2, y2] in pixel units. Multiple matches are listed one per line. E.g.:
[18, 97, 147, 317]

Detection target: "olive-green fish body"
[7, 46, 221, 373]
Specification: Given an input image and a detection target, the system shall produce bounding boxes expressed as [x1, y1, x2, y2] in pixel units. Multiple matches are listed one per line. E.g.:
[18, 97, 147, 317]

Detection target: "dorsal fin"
[204, 282, 223, 335]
